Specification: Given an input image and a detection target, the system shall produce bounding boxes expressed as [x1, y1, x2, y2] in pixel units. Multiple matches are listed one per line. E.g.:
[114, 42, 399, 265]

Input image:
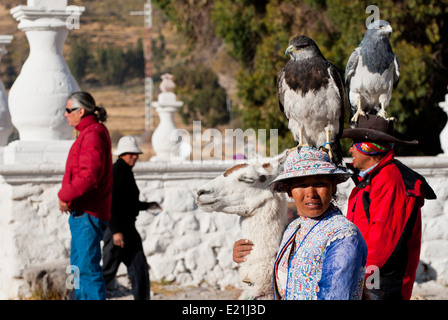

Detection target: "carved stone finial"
[8, 1, 84, 141]
[160, 73, 175, 93]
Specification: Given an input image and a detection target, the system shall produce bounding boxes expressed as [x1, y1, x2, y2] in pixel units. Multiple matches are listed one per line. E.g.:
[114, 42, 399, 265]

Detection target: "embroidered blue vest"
[273, 207, 363, 300]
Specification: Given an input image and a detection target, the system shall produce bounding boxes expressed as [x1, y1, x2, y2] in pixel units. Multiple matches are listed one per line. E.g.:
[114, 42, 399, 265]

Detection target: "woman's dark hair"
[69, 91, 107, 123]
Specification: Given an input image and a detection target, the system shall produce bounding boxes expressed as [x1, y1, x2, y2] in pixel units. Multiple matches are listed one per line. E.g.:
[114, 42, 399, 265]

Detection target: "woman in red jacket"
[58, 91, 113, 300]
[342, 115, 436, 300]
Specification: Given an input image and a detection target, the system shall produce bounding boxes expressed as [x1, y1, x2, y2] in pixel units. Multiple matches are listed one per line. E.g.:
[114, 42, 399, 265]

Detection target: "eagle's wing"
[328, 62, 347, 136]
[344, 48, 359, 89]
[277, 67, 286, 115]
[345, 48, 362, 121]
[393, 54, 400, 89]
[327, 62, 346, 165]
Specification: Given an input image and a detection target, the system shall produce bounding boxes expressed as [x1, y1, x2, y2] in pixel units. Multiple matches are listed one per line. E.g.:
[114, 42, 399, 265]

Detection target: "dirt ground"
[107, 277, 448, 300]
[107, 278, 242, 300]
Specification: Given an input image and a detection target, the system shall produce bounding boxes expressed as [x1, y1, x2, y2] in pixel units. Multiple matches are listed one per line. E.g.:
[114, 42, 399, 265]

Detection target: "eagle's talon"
[376, 109, 388, 119]
[320, 141, 334, 161]
[351, 108, 366, 123]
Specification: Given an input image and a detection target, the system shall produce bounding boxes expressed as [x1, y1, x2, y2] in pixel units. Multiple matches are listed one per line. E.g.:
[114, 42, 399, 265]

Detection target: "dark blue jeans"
[69, 211, 108, 300]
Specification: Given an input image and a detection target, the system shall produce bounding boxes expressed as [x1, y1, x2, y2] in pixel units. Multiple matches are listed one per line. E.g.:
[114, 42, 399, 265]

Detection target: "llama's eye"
[259, 175, 266, 183]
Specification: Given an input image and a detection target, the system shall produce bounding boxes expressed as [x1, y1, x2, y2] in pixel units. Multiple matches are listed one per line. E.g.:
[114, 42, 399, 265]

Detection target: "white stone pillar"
[8, 0, 84, 141]
[150, 74, 185, 162]
[0, 36, 14, 147]
[439, 93, 448, 156]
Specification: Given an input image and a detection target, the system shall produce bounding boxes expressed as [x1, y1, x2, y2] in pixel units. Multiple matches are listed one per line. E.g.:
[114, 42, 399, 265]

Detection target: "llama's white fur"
[195, 152, 289, 300]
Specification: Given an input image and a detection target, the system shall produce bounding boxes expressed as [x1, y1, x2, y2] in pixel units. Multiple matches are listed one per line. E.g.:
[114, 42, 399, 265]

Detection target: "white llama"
[195, 152, 289, 300]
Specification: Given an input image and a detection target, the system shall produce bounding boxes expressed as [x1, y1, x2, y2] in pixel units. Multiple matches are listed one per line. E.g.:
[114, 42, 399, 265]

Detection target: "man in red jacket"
[58, 92, 113, 300]
[342, 115, 436, 300]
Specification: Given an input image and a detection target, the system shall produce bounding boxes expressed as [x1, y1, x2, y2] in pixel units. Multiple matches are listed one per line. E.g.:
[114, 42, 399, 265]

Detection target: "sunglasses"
[65, 107, 80, 114]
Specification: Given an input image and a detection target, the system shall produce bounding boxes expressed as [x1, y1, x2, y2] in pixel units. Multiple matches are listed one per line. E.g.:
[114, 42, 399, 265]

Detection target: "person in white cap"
[102, 135, 161, 300]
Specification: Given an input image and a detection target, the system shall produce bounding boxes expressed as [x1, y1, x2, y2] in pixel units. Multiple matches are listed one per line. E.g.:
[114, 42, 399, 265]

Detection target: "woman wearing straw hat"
[102, 135, 161, 300]
[234, 146, 367, 300]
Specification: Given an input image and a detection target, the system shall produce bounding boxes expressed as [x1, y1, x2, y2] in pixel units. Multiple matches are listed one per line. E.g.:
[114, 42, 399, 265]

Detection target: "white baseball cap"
[113, 135, 143, 156]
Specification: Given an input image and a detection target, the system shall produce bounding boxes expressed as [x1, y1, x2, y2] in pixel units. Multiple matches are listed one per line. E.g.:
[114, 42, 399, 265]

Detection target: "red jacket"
[58, 115, 113, 221]
[347, 150, 436, 300]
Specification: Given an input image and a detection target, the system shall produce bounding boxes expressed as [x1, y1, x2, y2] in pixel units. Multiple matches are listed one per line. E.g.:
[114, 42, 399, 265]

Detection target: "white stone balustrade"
[0, 157, 446, 299]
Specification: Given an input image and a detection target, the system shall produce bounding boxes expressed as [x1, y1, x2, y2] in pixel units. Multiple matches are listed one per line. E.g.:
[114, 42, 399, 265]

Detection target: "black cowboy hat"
[341, 115, 418, 145]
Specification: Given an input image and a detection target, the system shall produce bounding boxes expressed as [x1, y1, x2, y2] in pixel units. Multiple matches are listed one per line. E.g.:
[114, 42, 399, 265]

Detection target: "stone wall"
[133, 162, 242, 288]
[0, 157, 447, 299]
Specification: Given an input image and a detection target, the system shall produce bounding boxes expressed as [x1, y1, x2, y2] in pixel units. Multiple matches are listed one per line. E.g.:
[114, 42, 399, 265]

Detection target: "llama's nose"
[197, 188, 210, 196]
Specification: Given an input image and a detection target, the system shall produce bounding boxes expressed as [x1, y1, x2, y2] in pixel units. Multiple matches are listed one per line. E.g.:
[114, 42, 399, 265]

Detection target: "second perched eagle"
[345, 20, 399, 124]
[277, 35, 346, 165]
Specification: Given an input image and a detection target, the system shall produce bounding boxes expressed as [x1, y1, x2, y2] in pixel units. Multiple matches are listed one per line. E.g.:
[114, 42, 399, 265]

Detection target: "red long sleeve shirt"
[347, 150, 436, 300]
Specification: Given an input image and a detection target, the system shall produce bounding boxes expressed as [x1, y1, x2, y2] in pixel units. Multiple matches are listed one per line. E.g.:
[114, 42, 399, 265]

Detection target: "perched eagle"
[345, 20, 399, 124]
[277, 35, 346, 165]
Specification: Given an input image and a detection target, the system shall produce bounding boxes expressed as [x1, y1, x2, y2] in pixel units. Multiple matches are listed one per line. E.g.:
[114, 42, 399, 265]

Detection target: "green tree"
[154, 0, 448, 155]
[68, 38, 93, 84]
[171, 64, 230, 127]
[123, 38, 145, 80]
[306, 0, 448, 155]
[95, 44, 126, 85]
[211, 0, 269, 67]
[152, 34, 166, 76]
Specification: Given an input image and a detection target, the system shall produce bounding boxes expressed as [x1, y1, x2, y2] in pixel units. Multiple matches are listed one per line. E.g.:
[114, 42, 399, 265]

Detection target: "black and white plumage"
[277, 35, 346, 165]
[345, 20, 399, 125]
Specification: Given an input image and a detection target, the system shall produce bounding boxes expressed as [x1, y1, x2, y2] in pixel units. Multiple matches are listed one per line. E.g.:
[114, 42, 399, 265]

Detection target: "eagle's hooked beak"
[379, 24, 393, 35]
[285, 45, 295, 57]
[385, 25, 393, 35]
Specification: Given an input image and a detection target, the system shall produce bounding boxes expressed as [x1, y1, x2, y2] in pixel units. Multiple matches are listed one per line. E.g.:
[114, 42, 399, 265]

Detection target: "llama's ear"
[276, 149, 289, 164]
[266, 149, 288, 173]
[248, 150, 258, 160]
